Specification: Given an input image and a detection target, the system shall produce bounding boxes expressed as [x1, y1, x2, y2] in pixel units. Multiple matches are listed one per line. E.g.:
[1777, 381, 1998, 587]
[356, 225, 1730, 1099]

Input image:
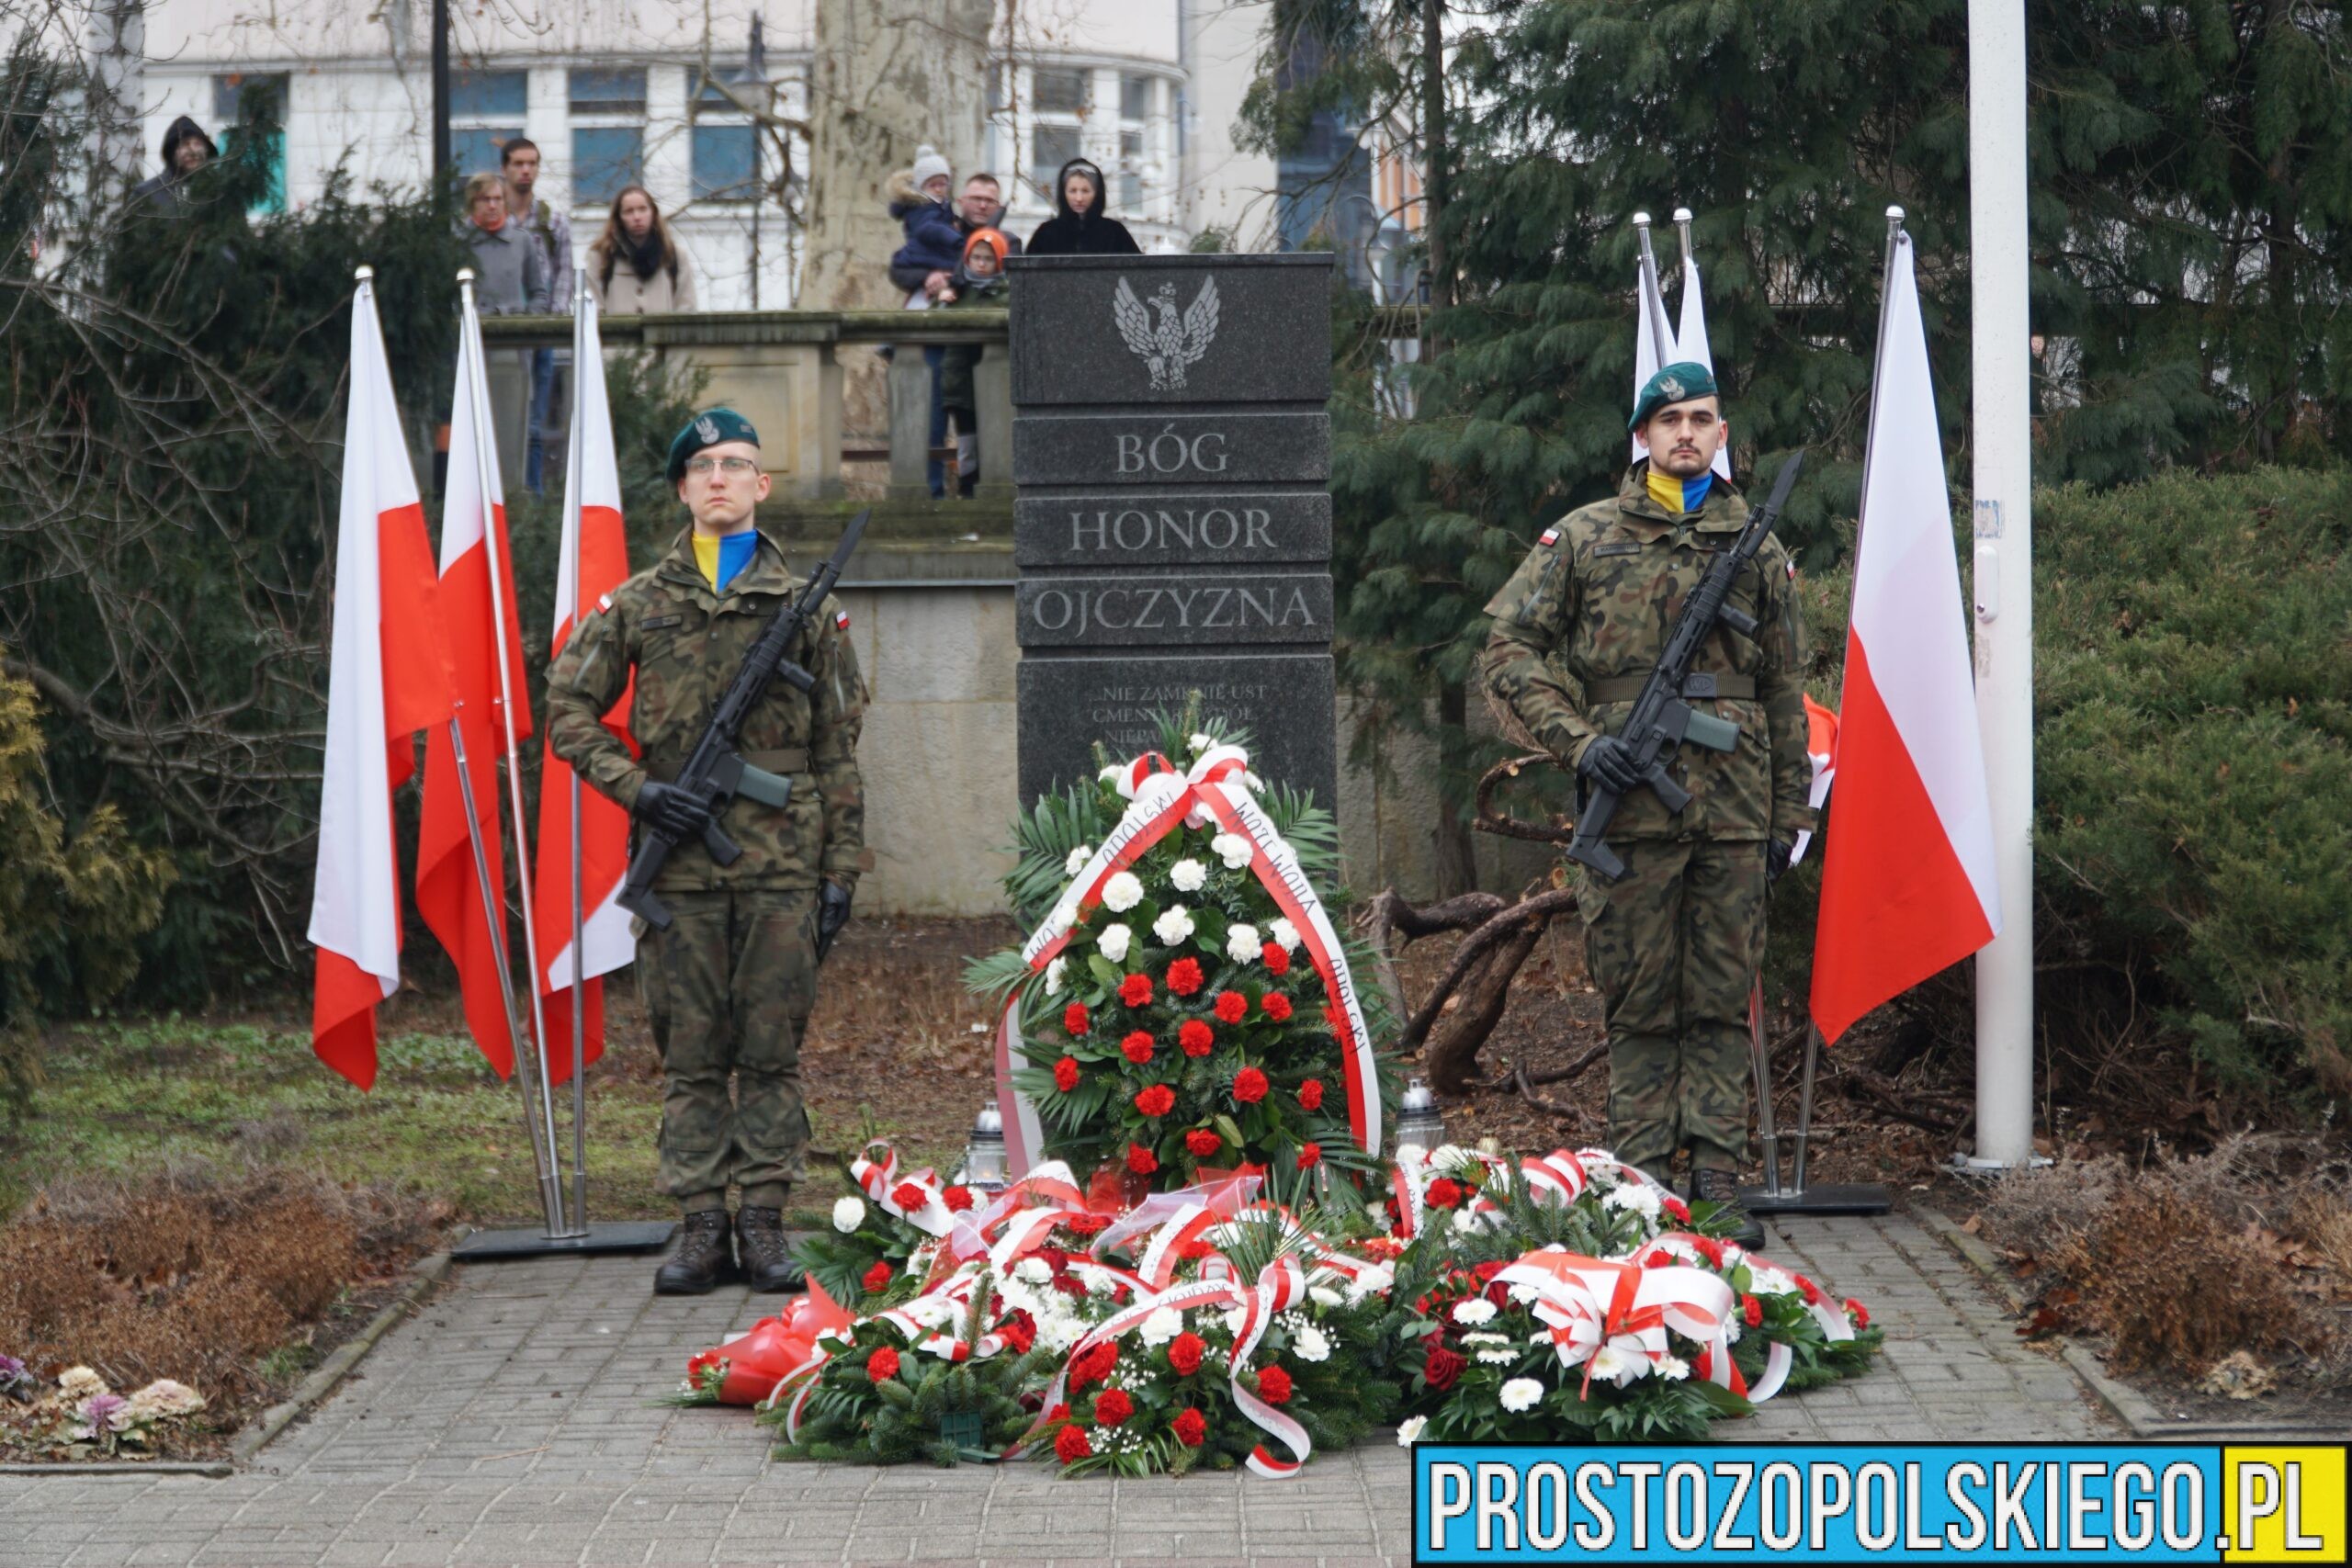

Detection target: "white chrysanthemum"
[1015, 1258, 1052, 1284]
[1225, 923, 1261, 964]
[1603, 1183, 1663, 1221]
[831, 1196, 866, 1234]
[1307, 1285, 1344, 1309]
[58, 1367, 106, 1398]
[1449, 1207, 1479, 1235]
[1269, 918, 1300, 952]
[1189, 731, 1215, 752]
[1210, 832, 1253, 870]
[1452, 1298, 1497, 1326]
[1085, 1269, 1119, 1297]
[1461, 1331, 1510, 1345]
[1097, 923, 1132, 963]
[1587, 1345, 1649, 1388]
[1747, 1264, 1799, 1297]
[1394, 1143, 1428, 1169]
[1476, 1348, 1518, 1365]
[1293, 1325, 1331, 1362]
[1507, 1283, 1539, 1305]
[1066, 844, 1093, 876]
[1153, 905, 1194, 945]
[1041, 1314, 1086, 1352]
[1396, 1415, 1429, 1447]
[1137, 1306, 1183, 1348]
[1102, 871, 1145, 912]
[1044, 956, 1069, 997]
[1657, 1356, 1690, 1382]
[1498, 1377, 1544, 1414]
[1168, 857, 1207, 893]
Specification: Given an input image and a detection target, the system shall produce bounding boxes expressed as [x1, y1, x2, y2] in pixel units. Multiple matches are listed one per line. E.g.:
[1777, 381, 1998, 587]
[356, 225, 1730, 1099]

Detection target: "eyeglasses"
[685, 457, 760, 478]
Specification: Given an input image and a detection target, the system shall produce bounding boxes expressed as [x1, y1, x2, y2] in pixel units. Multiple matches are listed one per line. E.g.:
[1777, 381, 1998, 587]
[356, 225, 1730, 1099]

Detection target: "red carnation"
[686, 1349, 722, 1380]
[1663, 1194, 1691, 1223]
[1179, 1019, 1215, 1057]
[1260, 992, 1293, 1022]
[1053, 1055, 1080, 1093]
[1296, 1142, 1322, 1170]
[1185, 1128, 1223, 1157]
[1069, 1341, 1117, 1391]
[1061, 1212, 1111, 1235]
[1797, 1275, 1825, 1306]
[999, 1311, 1035, 1353]
[1254, 1364, 1293, 1405]
[1262, 942, 1291, 976]
[862, 1259, 894, 1293]
[1297, 1077, 1325, 1111]
[1167, 957, 1205, 996]
[1118, 973, 1154, 1008]
[1171, 1407, 1207, 1447]
[1643, 1252, 1673, 1269]
[890, 1180, 928, 1213]
[1214, 990, 1249, 1023]
[1691, 1236, 1725, 1269]
[1845, 1297, 1871, 1329]
[1176, 1238, 1214, 1261]
[1055, 1424, 1093, 1464]
[867, 1346, 901, 1382]
[1169, 1332, 1206, 1376]
[1063, 1001, 1091, 1035]
[1473, 1260, 1506, 1282]
[942, 1185, 976, 1213]
[1425, 1177, 1464, 1209]
[1233, 1066, 1269, 1104]
[1134, 1083, 1176, 1117]
[1424, 1344, 1467, 1392]
[1742, 1294, 1763, 1328]
[1121, 1030, 1155, 1065]
[1127, 1142, 1159, 1175]
[1092, 1387, 1135, 1427]
[1046, 1401, 1070, 1423]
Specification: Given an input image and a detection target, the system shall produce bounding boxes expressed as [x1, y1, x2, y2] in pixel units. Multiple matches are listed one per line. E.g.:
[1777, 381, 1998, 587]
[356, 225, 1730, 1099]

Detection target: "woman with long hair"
[588, 185, 698, 313]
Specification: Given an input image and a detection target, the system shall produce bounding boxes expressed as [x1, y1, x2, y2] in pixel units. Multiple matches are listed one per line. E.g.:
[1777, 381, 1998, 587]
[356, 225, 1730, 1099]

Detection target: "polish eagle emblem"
[1113, 275, 1220, 391]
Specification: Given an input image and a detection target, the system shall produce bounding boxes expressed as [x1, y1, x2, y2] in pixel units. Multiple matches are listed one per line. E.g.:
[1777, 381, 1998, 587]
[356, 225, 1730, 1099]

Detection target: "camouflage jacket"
[1480, 465, 1815, 843]
[546, 526, 871, 892]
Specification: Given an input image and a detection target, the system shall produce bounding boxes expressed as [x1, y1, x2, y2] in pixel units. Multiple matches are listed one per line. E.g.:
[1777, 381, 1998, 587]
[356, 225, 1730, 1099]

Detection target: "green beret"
[1629, 360, 1719, 432]
[667, 407, 761, 484]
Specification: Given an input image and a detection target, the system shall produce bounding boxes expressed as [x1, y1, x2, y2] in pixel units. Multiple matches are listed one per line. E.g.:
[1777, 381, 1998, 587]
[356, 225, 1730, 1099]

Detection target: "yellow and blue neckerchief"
[1645, 468, 1715, 517]
[692, 529, 758, 592]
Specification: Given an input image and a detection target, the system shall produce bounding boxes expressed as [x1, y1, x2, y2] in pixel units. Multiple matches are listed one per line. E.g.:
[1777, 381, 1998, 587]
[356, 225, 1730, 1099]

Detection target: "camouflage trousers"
[637, 887, 819, 1211]
[1577, 838, 1768, 1176]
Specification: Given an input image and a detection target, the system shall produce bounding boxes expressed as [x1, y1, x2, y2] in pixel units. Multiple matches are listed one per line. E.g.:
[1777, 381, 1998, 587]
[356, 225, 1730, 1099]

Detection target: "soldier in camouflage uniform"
[1481, 364, 1813, 1246]
[547, 408, 870, 1293]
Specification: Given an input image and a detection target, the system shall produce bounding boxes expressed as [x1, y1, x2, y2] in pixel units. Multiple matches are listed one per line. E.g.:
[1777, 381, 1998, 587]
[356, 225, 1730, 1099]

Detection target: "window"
[571, 127, 642, 205]
[1032, 68, 1088, 116]
[451, 128, 521, 177]
[692, 127, 757, 201]
[568, 69, 646, 116]
[209, 72, 288, 214]
[451, 70, 526, 118]
[1120, 74, 1151, 122]
[1119, 130, 1143, 210]
[1031, 124, 1080, 186]
[1114, 75, 1156, 218]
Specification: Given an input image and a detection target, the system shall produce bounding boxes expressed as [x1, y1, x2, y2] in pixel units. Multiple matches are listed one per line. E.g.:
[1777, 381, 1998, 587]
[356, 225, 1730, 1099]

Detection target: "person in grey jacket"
[130, 116, 218, 215]
[459, 172, 548, 315]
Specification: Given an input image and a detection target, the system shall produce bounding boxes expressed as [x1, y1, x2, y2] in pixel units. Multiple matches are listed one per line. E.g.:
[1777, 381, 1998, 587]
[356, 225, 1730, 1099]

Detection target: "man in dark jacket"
[888, 174, 1023, 299]
[1024, 158, 1142, 256]
[131, 117, 218, 215]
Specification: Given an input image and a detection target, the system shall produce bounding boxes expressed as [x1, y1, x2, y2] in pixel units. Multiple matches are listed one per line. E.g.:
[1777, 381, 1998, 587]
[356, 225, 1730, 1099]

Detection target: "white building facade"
[131, 0, 1284, 310]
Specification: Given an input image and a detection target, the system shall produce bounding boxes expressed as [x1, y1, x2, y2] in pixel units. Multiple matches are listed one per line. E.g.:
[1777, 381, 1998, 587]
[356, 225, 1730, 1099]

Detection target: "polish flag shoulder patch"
[834, 608, 851, 631]
[595, 592, 616, 615]
[1539, 526, 1561, 547]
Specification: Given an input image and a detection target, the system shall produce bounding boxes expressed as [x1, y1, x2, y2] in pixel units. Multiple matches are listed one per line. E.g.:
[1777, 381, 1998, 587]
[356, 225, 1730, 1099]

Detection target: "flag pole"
[1672, 206, 1693, 270]
[1631, 211, 1675, 361]
[566, 262, 589, 1229]
[458, 268, 571, 1236]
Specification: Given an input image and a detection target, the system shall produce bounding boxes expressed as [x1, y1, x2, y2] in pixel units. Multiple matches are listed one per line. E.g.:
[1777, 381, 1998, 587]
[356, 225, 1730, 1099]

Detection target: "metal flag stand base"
[1740, 977, 1893, 1216]
[452, 1221, 676, 1261]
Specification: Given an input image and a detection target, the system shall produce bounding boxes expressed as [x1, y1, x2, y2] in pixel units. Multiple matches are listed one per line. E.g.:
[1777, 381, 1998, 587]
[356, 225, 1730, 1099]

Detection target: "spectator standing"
[459, 171, 549, 314]
[131, 117, 217, 215]
[935, 227, 1010, 498]
[889, 173, 1022, 300]
[1023, 158, 1141, 256]
[886, 146, 967, 498]
[502, 139, 572, 494]
[587, 186, 699, 313]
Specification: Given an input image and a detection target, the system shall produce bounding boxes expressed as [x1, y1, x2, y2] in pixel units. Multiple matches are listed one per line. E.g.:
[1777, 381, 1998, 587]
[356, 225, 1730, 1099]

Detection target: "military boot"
[654, 1209, 740, 1295]
[736, 1207, 805, 1293]
[1689, 1167, 1766, 1250]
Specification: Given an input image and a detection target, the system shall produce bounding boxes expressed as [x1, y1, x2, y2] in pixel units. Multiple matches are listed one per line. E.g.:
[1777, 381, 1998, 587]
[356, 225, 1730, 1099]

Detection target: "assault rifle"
[616, 510, 869, 930]
[1565, 450, 1805, 883]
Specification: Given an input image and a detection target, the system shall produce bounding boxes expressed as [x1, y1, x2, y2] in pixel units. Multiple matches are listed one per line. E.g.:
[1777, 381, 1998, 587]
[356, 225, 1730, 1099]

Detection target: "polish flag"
[531, 290, 637, 1082]
[1672, 247, 1733, 480]
[415, 299, 535, 1078]
[1810, 232, 2000, 1043]
[310, 274, 456, 1089]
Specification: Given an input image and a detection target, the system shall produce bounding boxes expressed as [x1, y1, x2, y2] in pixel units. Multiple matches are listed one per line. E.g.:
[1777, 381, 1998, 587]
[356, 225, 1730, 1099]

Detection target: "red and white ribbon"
[851, 1142, 954, 1237]
[1496, 1247, 1736, 1399]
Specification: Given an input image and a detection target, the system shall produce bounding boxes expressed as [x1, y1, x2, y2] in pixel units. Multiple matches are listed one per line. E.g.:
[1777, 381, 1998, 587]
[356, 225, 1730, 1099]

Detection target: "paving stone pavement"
[1, 1209, 2114, 1567]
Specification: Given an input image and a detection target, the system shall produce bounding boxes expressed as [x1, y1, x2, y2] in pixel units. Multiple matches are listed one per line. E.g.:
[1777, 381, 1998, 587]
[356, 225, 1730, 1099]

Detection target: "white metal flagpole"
[1966, 0, 2038, 1168]
[566, 262, 589, 1228]
[1631, 211, 1676, 362]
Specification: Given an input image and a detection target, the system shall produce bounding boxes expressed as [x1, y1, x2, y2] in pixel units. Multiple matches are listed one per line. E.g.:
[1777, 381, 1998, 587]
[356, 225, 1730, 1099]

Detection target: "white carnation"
[1169, 858, 1207, 893]
[1210, 832, 1253, 870]
[1225, 923, 1261, 964]
[1097, 923, 1132, 963]
[1041, 1314, 1085, 1352]
[1066, 844, 1093, 875]
[1747, 1264, 1800, 1298]
[1498, 1377, 1544, 1414]
[1189, 731, 1215, 752]
[1220, 1304, 1249, 1337]
[1394, 1143, 1428, 1169]
[1308, 1286, 1344, 1309]
[1603, 1183, 1663, 1221]
[1293, 1325, 1331, 1363]
[1015, 1258, 1052, 1284]
[1102, 872, 1145, 912]
[831, 1196, 866, 1234]
[1138, 1306, 1183, 1348]
[1044, 956, 1069, 996]
[1396, 1415, 1429, 1447]
[1449, 1206, 1479, 1235]
[1451, 1298, 1497, 1327]
[1269, 918, 1300, 952]
[1153, 905, 1195, 945]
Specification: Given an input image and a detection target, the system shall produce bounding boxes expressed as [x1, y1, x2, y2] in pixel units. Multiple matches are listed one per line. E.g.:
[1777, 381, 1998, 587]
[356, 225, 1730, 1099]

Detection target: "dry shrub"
[0, 1163, 433, 1408]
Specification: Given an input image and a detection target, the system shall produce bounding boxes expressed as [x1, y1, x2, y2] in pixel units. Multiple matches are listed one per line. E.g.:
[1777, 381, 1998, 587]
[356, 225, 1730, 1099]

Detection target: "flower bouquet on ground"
[967, 707, 1399, 1193]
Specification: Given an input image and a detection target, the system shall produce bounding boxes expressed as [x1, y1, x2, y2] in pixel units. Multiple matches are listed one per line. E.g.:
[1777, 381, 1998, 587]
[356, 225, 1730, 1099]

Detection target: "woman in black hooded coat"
[1023, 158, 1143, 257]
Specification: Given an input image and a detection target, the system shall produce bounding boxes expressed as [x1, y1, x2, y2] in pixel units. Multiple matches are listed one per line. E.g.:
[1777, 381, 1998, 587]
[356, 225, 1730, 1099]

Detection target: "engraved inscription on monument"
[1009, 254, 1338, 807]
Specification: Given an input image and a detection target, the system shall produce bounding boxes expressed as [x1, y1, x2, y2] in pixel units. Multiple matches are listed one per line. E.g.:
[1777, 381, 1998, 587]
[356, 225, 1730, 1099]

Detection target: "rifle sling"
[646, 746, 811, 785]
[1586, 672, 1756, 705]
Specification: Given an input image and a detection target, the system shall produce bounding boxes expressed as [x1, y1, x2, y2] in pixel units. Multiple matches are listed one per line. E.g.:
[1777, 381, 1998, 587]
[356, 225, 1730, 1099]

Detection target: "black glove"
[1767, 839, 1794, 885]
[815, 879, 854, 961]
[633, 780, 714, 842]
[1576, 734, 1644, 795]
